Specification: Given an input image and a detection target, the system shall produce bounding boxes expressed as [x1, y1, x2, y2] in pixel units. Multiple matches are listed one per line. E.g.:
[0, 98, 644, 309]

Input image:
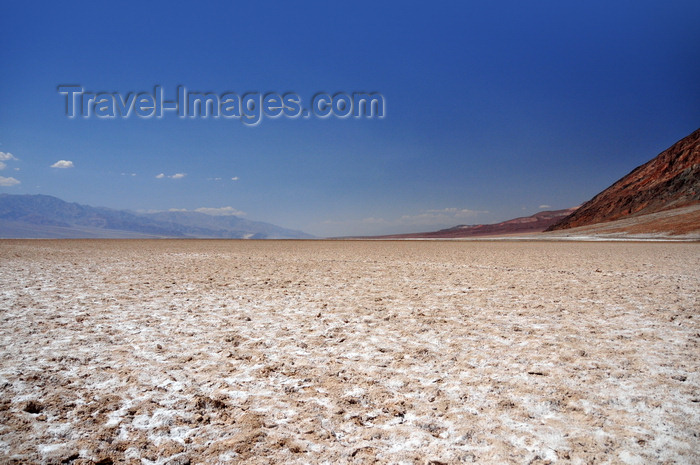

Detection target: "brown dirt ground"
[0, 239, 698, 464]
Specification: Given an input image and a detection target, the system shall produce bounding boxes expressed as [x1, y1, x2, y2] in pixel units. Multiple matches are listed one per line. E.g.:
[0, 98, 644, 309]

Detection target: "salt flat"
[0, 239, 698, 464]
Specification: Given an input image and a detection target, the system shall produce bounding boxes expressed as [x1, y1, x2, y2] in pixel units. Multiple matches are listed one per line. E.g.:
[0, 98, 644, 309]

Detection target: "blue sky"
[1, 1, 698, 236]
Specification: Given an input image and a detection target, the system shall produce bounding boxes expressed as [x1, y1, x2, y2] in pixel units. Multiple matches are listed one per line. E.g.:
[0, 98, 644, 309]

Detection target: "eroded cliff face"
[548, 128, 700, 231]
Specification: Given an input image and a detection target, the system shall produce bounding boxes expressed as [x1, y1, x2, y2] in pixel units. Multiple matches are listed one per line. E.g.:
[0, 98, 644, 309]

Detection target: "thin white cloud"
[0, 152, 17, 161]
[0, 162, 5, 170]
[121, 172, 136, 176]
[195, 206, 246, 217]
[423, 207, 482, 218]
[425, 207, 459, 213]
[231, 176, 239, 181]
[361, 217, 388, 224]
[156, 173, 186, 179]
[323, 207, 488, 230]
[139, 207, 247, 217]
[455, 209, 481, 219]
[51, 160, 74, 169]
[398, 208, 487, 226]
[538, 204, 552, 209]
[0, 176, 21, 186]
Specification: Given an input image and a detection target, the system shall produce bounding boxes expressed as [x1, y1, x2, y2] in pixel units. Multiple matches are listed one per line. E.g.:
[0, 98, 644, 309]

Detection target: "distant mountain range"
[0, 194, 313, 239]
[368, 208, 578, 239]
[547, 127, 700, 232]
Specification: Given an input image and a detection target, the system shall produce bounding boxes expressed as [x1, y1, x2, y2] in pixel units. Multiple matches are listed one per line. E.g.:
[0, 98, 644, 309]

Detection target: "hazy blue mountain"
[140, 210, 314, 239]
[0, 194, 313, 239]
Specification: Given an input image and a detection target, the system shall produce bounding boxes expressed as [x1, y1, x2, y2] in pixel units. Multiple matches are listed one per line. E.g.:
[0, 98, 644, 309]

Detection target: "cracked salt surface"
[0, 239, 698, 464]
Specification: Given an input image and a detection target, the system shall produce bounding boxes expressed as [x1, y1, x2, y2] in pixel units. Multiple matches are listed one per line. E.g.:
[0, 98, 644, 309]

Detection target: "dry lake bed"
[0, 239, 698, 464]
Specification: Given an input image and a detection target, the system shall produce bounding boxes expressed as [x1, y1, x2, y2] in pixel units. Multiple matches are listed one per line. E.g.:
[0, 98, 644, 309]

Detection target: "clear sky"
[1, 1, 698, 237]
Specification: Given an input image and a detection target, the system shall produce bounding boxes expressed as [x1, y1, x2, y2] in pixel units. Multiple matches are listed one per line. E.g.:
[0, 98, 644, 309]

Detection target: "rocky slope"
[548, 128, 700, 231]
[542, 204, 700, 239]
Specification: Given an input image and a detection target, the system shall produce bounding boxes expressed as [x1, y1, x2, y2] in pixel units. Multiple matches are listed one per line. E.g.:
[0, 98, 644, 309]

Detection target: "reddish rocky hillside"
[548, 128, 700, 231]
[374, 208, 577, 239]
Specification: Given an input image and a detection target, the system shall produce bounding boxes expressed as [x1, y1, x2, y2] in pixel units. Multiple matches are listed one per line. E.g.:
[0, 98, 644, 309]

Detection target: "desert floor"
[0, 239, 698, 464]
